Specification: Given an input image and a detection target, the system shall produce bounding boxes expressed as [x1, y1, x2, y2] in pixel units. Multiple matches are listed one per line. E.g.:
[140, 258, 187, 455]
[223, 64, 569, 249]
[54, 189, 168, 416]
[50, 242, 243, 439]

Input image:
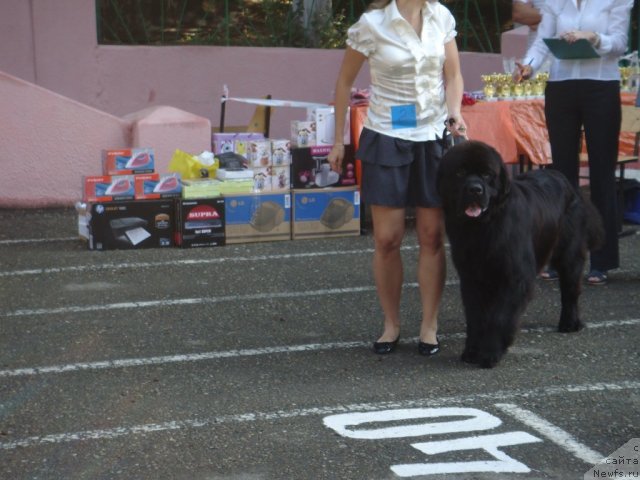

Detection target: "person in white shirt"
[327, 0, 467, 356]
[514, 0, 633, 286]
[512, 0, 545, 50]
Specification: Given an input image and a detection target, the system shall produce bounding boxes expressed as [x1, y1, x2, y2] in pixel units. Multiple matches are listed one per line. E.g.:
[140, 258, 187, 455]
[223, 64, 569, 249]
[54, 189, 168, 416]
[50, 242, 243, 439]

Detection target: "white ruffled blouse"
[347, 0, 457, 141]
[523, 0, 633, 82]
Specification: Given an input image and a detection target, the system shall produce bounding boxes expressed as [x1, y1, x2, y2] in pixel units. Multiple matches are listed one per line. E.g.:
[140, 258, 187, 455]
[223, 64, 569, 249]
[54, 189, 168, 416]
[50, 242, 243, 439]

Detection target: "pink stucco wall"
[0, 0, 513, 207]
[0, 71, 131, 208]
[0, 0, 506, 135]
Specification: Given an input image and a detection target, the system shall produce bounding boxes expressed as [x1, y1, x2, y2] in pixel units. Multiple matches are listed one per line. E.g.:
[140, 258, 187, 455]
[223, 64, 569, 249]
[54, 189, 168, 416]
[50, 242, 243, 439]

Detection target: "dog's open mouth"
[465, 204, 486, 218]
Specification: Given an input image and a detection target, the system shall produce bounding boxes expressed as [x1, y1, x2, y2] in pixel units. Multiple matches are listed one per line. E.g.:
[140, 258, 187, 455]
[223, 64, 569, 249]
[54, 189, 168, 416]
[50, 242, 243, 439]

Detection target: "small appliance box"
[84, 175, 135, 202]
[270, 139, 291, 166]
[291, 144, 357, 189]
[225, 192, 291, 244]
[270, 165, 290, 191]
[176, 197, 226, 248]
[246, 139, 272, 167]
[290, 120, 316, 147]
[88, 200, 175, 251]
[252, 167, 272, 193]
[292, 186, 360, 240]
[212, 132, 264, 155]
[311, 106, 351, 146]
[103, 148, 155, 175]
[134, 173, 182, 200]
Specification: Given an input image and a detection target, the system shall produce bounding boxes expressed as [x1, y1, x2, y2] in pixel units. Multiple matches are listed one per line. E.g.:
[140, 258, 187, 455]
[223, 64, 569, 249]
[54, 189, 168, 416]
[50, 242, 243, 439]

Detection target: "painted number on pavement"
[323, 407, 542, 477]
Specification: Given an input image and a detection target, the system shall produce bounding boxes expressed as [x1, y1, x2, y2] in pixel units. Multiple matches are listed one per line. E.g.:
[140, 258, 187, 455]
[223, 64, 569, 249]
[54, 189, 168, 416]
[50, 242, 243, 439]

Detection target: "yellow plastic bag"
[168, 149, 218, 179]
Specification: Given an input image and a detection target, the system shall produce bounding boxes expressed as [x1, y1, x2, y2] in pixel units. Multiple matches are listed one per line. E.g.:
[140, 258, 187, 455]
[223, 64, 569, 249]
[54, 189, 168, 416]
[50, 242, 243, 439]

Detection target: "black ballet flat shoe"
[418, 338, 440, 357]
[373, 337, 399, 355]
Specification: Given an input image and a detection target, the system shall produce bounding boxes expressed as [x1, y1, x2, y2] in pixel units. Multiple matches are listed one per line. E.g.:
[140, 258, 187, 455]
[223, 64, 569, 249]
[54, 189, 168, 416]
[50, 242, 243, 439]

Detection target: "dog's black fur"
[437, 141, 603, 368]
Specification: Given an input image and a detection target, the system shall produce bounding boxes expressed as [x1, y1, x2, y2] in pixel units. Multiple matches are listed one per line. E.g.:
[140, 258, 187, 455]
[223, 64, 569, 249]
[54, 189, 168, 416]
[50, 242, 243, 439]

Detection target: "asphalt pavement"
[0, 207, 638, 480]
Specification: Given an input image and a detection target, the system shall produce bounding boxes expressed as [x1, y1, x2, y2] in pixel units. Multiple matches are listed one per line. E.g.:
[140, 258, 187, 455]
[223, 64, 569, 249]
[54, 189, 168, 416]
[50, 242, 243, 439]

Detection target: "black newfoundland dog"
[437, 140, 603, 368]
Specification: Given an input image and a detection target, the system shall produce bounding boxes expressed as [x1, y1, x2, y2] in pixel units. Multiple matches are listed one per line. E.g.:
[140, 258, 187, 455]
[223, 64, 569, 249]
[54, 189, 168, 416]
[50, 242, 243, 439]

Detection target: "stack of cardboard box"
[83, 148, 183, 251]
[80, 104, 362, 251]
[290, 106, 360, 240]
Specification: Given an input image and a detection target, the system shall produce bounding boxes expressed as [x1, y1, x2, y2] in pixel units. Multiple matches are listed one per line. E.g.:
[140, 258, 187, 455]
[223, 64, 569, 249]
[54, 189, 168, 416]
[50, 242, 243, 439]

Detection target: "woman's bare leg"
[414, 207, 446, 345]
[371, 205, 406, 342]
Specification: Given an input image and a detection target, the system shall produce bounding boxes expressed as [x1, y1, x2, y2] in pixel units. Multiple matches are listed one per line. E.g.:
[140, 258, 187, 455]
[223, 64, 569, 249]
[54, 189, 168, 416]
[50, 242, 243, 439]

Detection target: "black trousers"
[544, 79, 620, 272]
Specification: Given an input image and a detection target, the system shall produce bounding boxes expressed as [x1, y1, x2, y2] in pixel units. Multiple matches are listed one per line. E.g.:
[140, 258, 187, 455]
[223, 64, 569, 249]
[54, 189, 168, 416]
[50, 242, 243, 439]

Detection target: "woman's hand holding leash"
[447, 116, 468, 139]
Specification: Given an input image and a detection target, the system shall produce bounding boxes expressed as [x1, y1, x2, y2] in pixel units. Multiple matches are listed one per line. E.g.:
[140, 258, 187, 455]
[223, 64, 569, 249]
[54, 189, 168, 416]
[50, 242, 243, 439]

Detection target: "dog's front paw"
[558, 318, 584, 333]
[461, 348, 479, 364]
[477, 350, 502, 369]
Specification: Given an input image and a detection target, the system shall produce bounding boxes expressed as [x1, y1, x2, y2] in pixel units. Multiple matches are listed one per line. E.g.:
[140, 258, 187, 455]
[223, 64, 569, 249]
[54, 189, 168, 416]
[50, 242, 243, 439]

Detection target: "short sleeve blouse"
[346, 0, 457, 141]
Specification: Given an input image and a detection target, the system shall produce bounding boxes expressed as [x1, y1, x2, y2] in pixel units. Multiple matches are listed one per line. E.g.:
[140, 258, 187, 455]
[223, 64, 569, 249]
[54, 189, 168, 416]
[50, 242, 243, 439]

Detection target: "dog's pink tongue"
[465, 205, 483, 218]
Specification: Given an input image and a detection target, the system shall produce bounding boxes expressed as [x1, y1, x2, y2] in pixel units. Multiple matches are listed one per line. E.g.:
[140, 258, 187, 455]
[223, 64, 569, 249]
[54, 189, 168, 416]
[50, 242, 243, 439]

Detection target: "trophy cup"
[620, 66, 631, 92]
[523, 80, 533, 99]
[481, 74, 497, 101]
[513, 80, 524, 98]
[498, 74, 513, 100]
[532, 72, 548, 98]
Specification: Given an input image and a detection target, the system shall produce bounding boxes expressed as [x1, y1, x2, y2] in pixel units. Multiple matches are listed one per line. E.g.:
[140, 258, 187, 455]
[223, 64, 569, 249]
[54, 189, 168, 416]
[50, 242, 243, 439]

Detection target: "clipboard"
[543, 38, 599, 60]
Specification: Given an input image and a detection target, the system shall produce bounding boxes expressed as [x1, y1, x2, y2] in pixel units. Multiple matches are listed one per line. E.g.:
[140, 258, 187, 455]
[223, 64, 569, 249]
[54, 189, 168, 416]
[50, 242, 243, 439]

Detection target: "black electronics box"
[176, 197, 226, 248]
[290, 144, 357, 189]
[88, 200, 175, 250]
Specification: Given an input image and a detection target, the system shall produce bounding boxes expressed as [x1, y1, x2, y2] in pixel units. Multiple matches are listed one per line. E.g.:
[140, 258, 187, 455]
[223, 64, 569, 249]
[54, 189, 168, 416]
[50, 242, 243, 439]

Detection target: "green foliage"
[97, 0, 339, 48]
[96, 0, 637, 53]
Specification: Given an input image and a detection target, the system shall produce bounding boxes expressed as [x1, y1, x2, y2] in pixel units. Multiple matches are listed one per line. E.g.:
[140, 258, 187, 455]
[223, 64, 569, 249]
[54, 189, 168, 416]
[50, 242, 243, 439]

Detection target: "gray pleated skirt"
[357, 128, 444, 208]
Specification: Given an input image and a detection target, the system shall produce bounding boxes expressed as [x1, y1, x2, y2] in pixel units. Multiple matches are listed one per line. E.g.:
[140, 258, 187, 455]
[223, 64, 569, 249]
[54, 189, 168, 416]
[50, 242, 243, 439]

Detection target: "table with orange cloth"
[461, 92, 636, 168]
[350, 92, 636, 185]
[462, 99, 550, 167]
[618, 91, 636, 155]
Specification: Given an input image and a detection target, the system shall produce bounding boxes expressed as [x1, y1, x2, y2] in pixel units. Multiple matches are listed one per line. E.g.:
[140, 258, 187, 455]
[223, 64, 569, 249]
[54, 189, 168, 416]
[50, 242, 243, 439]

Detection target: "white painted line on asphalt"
[0, 237, 78, 245]
[2, 279, 636, 319]
[0, 251, 365, 277]
[3, 285, 380, 317]
[0, 381, 637, 451]
[0, 319, 637, 378]
[0, 341, 369, 377]
[494, 403, 604, 464]
[2, 281, 457, 317]
[0, 250, 373, 277]
[0, 246, 426, 277]
[520, 318, 640, 333]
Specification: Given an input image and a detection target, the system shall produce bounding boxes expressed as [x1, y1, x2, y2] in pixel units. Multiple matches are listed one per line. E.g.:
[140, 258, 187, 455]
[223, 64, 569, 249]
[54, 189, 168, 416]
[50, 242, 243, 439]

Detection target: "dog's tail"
[583, 194, 605, 251]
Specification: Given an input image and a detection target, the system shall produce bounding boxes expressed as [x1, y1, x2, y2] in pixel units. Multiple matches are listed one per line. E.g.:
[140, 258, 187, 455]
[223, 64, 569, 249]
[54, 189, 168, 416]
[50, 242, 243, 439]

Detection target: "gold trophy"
[482, 74, 497, 101]
[513, 80, 524, 98]
[620, 66, 631, 92]
[523, 80, 533, 98]
[539, 72, 549, 96]
[498, 74, 513, 100]
[532, 72, 548, 98]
